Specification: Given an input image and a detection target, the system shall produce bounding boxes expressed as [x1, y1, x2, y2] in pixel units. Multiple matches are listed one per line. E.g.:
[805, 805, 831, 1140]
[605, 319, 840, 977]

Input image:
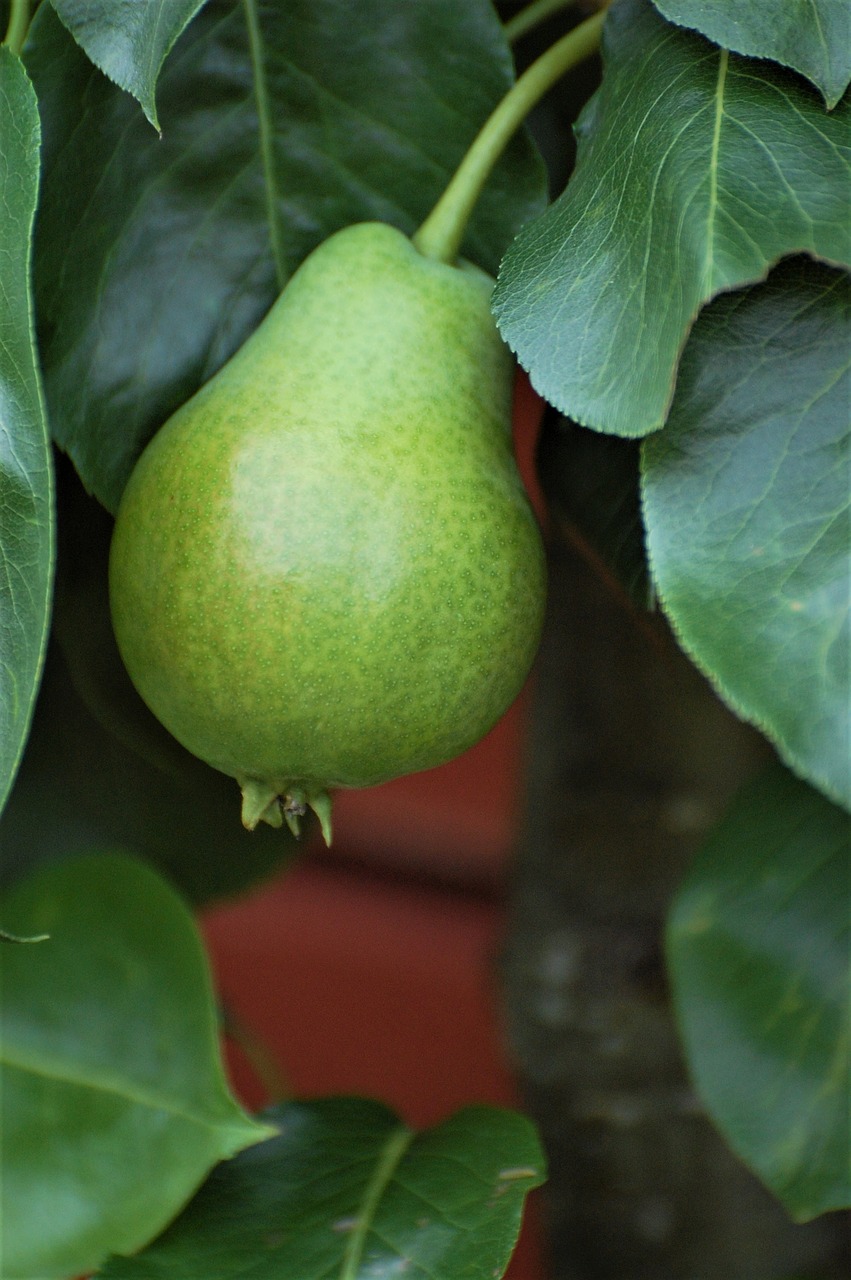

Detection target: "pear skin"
[109, 223, 546, 837]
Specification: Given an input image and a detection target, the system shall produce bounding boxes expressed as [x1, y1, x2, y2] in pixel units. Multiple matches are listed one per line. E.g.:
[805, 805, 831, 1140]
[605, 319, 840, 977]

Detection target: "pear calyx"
[239, 778, 333, 844]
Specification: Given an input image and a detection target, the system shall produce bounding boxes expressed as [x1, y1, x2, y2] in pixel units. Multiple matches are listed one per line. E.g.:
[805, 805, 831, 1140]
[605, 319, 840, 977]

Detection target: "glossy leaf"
[0, 852, 273, 1279]
[100, 1096, 546, 1279]
[652, 0, 851, 109]
[26, 0, 546, 512]
[0, 459, 297, 904]
[493, 0, 851, 439]
[667, 761, 851, 1220]
[49, 0, 209, 128]
[0, 51, 54, 819]
[642, 258, 850, 810]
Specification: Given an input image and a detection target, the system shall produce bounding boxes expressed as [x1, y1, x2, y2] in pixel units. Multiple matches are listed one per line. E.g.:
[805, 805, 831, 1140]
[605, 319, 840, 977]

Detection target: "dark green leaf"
[0, 852, 273, 1279]
[100, 1097, 546, 1279]
[642, 258, 850, 810]
[0, 459, 297, 904]
[49, 0, 209, 128]
[652, 0, 851, 109]
[667, 761, 851, 1221]
[493, 0, 851, 439]
[26, 0, 546, 512]
[0, 51, 54, 819]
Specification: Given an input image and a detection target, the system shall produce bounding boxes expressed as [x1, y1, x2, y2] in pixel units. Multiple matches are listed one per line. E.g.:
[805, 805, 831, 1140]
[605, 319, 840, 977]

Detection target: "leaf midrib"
[339, 1125, 415, 1280]
[242, 0, 286, 288]
[703, 46, 728, 293]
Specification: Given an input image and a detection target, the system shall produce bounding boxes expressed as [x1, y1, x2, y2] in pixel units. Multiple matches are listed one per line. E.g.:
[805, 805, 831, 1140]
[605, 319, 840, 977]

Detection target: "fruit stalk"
[412, 6, 606, 265]
[2, 0, 29, 55]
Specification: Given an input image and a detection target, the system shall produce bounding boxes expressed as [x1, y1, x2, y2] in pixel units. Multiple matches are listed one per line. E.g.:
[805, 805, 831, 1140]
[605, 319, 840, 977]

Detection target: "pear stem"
[2, 0, 29, 55]
[412, 7, 606, 266]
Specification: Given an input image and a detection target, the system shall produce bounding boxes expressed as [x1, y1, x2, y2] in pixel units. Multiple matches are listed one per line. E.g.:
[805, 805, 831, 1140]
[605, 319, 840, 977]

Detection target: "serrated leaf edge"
[638, 451, 851, 813]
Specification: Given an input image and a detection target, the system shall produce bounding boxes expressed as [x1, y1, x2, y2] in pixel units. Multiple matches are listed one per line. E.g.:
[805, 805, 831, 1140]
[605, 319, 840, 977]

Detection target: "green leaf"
[0, 50, 54, 819]
[652, 0, 851, 109]
[667, 761, 851, 1221]
[26, 0, 546, 513]
[49, 0, 209, 128]
[99, 1097, 546, 1279]
[642, 258, 850, 810]
[493, 0, 851, 439]
[0, 852, 273, 1279]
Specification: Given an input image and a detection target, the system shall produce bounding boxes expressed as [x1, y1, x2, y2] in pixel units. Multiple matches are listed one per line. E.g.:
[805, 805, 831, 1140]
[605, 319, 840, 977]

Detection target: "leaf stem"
[0, 927, 49, 943]
[2, 0, 29, 56]
[220, 1003, 291, 1103]
[504, 0, 579, 45]
[412, 7, 606, 265]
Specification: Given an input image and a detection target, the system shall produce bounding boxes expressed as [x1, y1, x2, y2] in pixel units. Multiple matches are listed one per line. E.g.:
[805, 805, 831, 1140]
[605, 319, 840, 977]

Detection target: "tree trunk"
[503, 530, 849, 1279]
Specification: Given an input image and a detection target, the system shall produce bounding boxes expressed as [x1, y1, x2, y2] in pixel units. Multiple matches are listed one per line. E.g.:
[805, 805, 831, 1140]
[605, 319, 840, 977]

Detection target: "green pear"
[109, 222, 546, 841]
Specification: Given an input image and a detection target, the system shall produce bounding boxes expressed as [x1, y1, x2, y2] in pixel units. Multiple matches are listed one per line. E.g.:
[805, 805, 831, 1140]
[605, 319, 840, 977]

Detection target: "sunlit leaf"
[0, 853, 272, 1279]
